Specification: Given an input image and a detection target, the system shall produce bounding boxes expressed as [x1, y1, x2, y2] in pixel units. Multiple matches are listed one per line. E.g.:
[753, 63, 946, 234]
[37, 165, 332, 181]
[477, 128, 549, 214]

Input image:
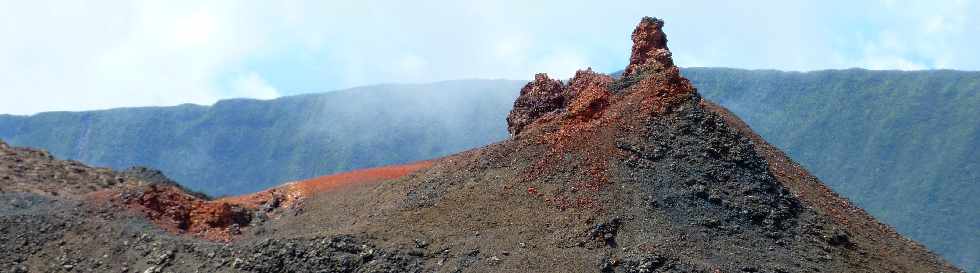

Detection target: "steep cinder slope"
[685, 68, 980, 271]
[286, 17, 955, 272]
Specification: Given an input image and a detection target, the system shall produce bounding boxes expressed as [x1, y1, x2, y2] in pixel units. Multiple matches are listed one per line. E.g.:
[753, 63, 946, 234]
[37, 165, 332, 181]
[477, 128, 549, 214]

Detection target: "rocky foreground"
[0, 17, 963, 273]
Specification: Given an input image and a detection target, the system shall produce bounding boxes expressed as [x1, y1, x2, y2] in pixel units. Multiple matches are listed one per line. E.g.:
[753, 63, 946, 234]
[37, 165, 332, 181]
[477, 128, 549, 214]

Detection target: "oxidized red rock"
[507, 17, 691, 137]
[120, 184, 251, 241]
[565, 69, 613, 120]
[623, 17, 674, 77]
[507, 73, 565, 135]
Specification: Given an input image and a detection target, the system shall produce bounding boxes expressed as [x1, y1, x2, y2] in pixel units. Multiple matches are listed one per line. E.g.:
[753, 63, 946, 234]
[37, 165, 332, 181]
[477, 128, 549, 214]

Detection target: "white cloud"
[232, 72, 281, 100]
[492, 34, 530, 61]
[0, 0, 977, 115]
[169, 8, 219, 49]
[0, 0, 277, 115]
[860, 55, 927, 71]
[396, 55, 428, 79]
[535, 49, 590, 80]
[839, 0, 978, 70]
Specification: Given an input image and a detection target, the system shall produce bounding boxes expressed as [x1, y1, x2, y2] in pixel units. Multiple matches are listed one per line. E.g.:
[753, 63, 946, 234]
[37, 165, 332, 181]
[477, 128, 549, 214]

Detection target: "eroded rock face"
[119, 184, 252, 241]
[623, 17, 673, 78]
[507, 73, 565, 135]
[615, 17, 697, 114]
[507, 17, 690, 137]
[565, 69, 614, 120]
[506, 69, 616, 136]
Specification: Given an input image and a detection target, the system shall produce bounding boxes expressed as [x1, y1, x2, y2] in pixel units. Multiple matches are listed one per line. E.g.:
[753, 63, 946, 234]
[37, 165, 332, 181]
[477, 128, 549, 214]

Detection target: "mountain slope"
[0, 17, 961, 273]
[2, 69, 977, 273]
[1, 136, 431, 272]
[686, 68, 980, 271]
[0, 80, 523, 196]
[2, 27, 979, 273]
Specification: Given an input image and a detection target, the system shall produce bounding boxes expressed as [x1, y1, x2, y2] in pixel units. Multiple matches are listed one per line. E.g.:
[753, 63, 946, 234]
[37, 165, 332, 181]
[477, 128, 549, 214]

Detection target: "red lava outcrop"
[505, 16, 698, 212]
[506, 73, 565, 135]
[623, 16, 673, 77]
[505, 69, 616, 137]
[506, 17, 693, 138]
[113, 161, 432, 241]
[565, 69, 614, 120]
[222, 160, 433, 210]
[115, 184, 251, 241]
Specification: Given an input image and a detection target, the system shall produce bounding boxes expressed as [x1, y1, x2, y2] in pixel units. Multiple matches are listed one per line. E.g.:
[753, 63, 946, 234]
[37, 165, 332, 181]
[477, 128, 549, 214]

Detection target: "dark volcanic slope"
[685, 67, 980, 271]
[0, 17, 963, 273]
[0, 138, 430, 272]
[301, 18, 955, 272]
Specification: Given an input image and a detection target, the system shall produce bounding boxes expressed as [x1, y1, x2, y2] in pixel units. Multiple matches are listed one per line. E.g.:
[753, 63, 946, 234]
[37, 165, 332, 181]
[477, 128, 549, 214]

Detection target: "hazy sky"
[1, 0, 978, 115]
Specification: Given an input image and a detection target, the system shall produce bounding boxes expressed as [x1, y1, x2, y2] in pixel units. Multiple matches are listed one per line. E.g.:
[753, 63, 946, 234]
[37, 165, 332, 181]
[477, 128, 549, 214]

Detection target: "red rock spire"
[623, 17, 674, 77]
[506, 17, 690, 136]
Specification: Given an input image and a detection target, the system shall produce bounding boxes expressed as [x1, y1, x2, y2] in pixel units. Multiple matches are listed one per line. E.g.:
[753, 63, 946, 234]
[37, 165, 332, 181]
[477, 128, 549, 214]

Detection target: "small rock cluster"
[506, 73, 566, 135]
[117, 183, 253, 241]
[506, 69, 616, 136]
[506, 17, 690, 137]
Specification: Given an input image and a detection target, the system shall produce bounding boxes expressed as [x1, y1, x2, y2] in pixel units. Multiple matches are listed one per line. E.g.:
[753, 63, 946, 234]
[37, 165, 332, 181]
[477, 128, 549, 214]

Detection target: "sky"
[1, 0, 978, 115]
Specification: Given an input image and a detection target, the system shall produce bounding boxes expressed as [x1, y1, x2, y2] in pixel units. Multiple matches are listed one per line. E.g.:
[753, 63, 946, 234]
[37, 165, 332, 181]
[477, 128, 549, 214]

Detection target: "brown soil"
[0, 139, 143, 197]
